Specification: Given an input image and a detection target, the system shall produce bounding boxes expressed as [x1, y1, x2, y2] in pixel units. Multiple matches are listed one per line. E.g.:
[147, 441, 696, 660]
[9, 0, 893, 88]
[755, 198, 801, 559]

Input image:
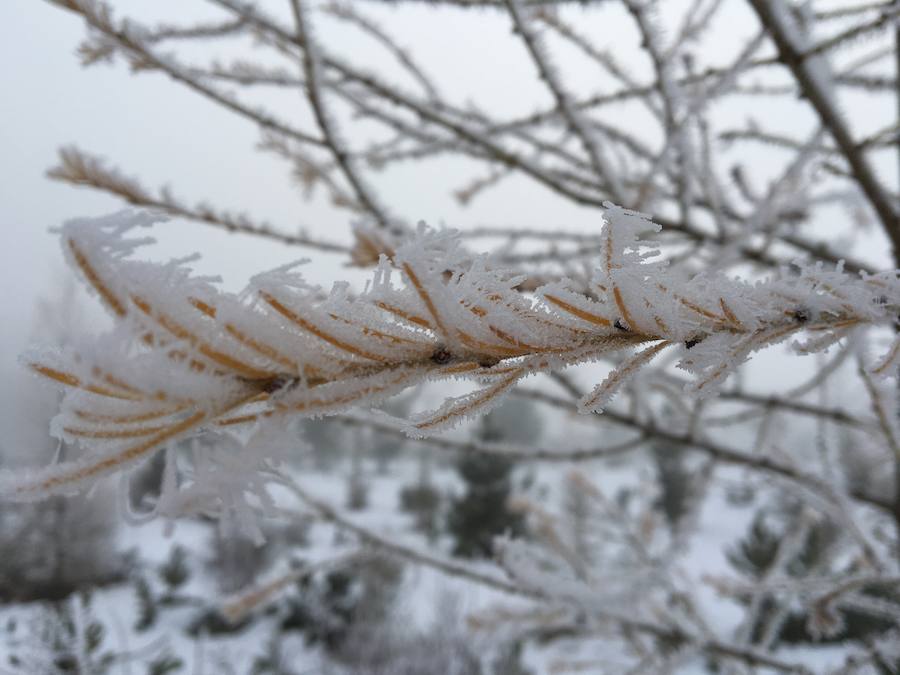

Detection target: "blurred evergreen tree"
[299, 417, 347, 471]
[447, 399, 539, 558]
[400, 424, 443, 542]
[650, 444, 692, 530]
[345, 429, 369, 511]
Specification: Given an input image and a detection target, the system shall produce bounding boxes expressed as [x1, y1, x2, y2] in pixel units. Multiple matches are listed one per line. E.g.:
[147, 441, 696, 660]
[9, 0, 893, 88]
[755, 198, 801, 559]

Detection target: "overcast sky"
[1, 1, 896, 439]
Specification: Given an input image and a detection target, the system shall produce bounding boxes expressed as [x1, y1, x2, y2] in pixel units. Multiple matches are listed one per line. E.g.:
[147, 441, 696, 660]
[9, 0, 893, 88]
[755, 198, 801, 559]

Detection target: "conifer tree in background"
[399, 445, 443, 542]
[298, 417, 346, 472]
[650, 443, 693, 531]
[449, 450, 524, 559]
[448, 399, 539, 558]
[345, 430, 370, 511]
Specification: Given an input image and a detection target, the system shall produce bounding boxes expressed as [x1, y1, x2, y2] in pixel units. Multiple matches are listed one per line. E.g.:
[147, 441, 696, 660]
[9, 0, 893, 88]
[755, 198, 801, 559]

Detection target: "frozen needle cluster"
[4, 206, 898, 512]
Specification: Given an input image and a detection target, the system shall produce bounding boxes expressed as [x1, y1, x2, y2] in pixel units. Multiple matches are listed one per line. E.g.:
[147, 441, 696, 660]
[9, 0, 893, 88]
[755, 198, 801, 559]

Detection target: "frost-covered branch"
[48, 146, 350, 255]
[748, 0, 900, 257]
[6, 206, 899, 509]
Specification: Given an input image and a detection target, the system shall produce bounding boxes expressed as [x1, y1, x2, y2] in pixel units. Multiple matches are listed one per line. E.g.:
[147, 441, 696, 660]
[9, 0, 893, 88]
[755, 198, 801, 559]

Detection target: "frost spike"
[409, 369, 524, 436]
[579, 340, 671, 413]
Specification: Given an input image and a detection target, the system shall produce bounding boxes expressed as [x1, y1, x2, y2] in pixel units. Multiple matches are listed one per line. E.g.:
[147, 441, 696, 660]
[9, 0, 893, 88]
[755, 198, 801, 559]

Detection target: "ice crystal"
[3, 206, 898, 536]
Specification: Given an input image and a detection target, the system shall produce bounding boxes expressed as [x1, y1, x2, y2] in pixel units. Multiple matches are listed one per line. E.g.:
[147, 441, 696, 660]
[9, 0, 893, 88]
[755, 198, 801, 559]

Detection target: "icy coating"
[3, 206, 900, 532]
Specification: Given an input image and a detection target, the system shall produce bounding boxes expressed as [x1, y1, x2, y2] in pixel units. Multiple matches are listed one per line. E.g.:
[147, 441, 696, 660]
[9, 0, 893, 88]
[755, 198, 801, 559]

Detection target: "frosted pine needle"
[3, 205, 899, 520]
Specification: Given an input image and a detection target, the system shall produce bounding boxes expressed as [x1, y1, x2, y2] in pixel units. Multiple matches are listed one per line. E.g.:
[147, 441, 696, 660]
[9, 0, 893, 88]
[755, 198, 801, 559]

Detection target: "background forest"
[1, 1, 900, 673]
